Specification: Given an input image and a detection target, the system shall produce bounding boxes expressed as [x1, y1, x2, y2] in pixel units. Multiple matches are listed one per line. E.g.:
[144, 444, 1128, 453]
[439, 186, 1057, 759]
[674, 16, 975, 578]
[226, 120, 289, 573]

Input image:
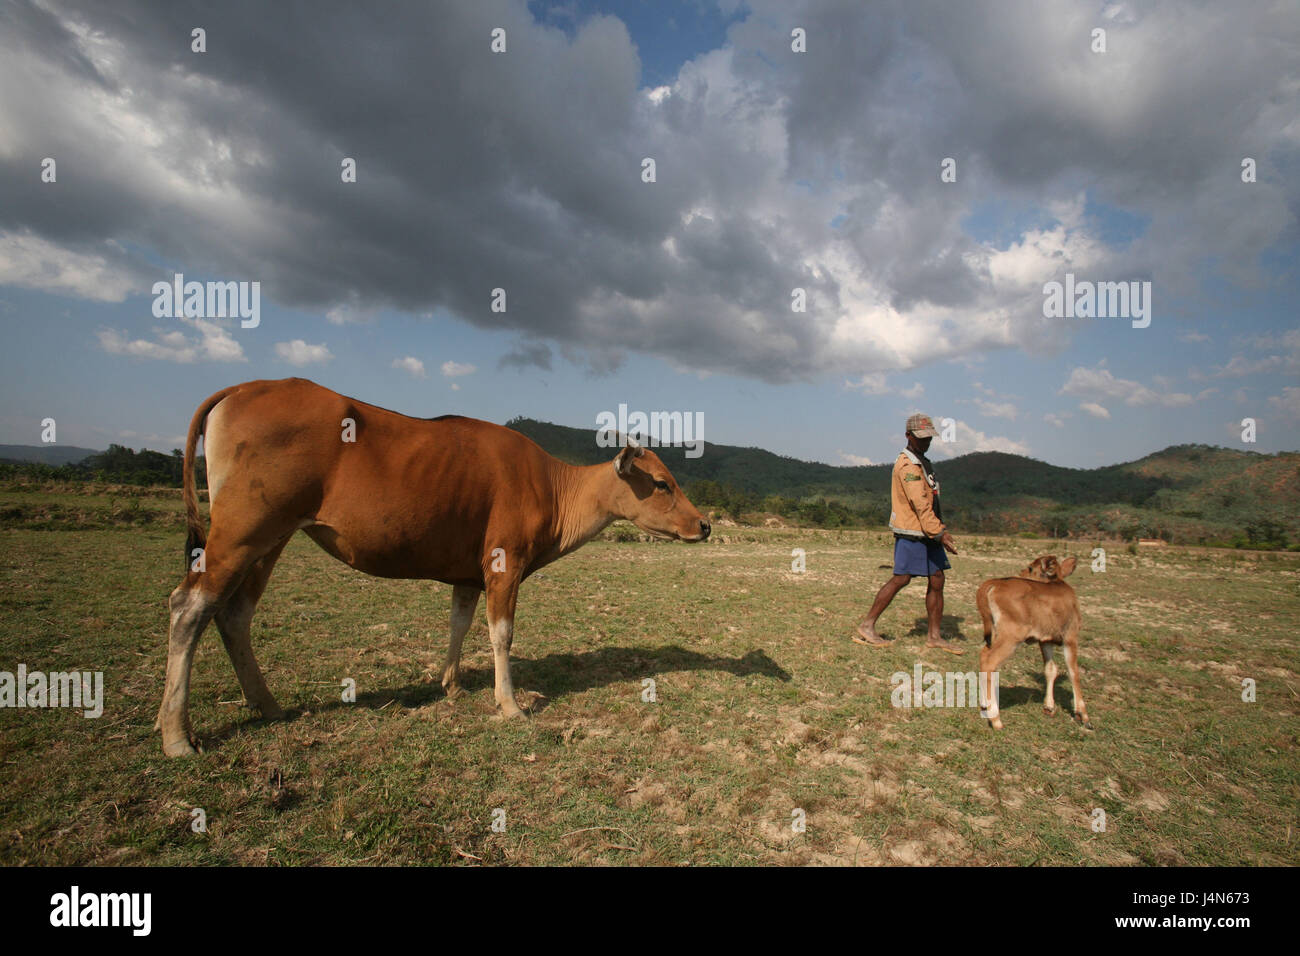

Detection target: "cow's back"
[204, 378, 557, 584]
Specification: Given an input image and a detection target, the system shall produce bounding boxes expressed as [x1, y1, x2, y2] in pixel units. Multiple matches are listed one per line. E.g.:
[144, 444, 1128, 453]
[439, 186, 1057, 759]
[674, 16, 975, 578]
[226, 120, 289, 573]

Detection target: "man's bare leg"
[855, 573, 911, 645]
[924, 570, 962, 655]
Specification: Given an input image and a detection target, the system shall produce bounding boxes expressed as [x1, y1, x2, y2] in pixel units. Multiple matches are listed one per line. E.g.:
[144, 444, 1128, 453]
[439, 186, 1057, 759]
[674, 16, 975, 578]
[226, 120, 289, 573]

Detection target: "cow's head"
[611, 439, 710, 542]
[1020, 555, 1077, 581]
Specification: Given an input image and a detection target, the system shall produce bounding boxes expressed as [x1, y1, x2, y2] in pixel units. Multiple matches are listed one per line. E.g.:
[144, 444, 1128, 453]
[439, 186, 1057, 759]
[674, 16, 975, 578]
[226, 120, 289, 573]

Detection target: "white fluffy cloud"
[441, 360, 476, 378]
[838, 450, 875, 466]
[846, 374, 923, 399]
[392, 356, 427, 378]
[1061, 365, 1194, 407]
[1079, 402, 1111, 419]
[97, 318, 246, 363]
[0, 232, 142, 302]
[1267, 387, 1300, 418]
[274, 339, 333, 366]
[931, 419, 1029, 457]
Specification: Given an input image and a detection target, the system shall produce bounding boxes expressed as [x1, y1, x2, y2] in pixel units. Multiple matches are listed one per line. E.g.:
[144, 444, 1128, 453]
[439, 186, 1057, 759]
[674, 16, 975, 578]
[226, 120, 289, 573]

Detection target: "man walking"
[855, 413, 962, 654]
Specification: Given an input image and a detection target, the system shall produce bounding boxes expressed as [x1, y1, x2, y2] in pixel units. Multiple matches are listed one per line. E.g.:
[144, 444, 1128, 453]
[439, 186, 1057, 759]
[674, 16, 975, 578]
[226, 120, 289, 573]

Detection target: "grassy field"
[1, 485, 1297, 866]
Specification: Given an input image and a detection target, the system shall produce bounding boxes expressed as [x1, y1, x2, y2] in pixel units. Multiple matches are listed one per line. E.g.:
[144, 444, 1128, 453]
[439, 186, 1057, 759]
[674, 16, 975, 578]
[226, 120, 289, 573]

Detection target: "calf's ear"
[1058, 556, 1078, 578]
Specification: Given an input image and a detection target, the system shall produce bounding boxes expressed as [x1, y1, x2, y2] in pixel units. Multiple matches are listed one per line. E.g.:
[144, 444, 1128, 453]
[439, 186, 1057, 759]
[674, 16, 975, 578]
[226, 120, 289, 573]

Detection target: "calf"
[975, 555, 1091, 730]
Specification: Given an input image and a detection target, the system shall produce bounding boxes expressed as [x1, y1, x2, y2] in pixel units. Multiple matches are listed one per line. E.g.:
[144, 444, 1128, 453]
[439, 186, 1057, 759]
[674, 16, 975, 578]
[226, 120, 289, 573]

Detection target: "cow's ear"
[1058, 556, 1077, 579]
[613, 437, 644, 476]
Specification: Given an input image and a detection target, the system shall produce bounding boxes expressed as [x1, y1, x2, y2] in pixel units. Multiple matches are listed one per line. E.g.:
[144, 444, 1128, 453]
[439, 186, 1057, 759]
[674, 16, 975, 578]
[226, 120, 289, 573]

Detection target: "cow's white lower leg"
[442, 585, 480, 697]
[488, 614, 524, 718]
[159, 586, 218, 756]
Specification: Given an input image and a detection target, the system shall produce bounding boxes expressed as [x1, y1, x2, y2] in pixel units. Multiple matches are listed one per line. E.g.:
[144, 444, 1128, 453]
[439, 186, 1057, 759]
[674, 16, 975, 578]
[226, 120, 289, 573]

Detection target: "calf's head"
[611, 441, 710, 542]
[1020, 555, 1077, 581]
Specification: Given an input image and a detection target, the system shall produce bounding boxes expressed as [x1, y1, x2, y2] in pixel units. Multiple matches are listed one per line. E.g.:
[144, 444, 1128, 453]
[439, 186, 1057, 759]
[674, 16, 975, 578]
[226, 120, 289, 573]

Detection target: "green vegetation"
[508, 424, 1297, 548]
[0, 493, 1296, 865]
[0, 444, 195, 487]
[2, 431, 1296, 548]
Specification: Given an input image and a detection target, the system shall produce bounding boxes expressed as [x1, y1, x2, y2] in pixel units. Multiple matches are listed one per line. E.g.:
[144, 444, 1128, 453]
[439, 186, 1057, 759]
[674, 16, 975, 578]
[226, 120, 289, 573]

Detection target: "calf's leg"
[1040, 642, 1059, 715]
[978, 633, 1021, 730]
[1063, 626, 1091, 729]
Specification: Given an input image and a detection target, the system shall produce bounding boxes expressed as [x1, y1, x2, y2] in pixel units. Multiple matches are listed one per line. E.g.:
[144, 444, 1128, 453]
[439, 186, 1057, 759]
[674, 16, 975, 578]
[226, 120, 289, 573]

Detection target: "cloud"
[969, 398, 1018, 420]
[1043, 412, 1067, 427]
[441, 360, 476, 378]
[838, 450, 875, 466]
[1177, 330, 1210, 343]
[97, 318, 246, 363]
[931, 419, 1029, 457]
[499, 341, 553, 372]
[846, 374, 924, 399]
[274, 339, 333, 366]
[391, 356, 426, 378]
[1213, 327, 1300, 377]
[1061, 365, 1193, 407]
[0, 232, 143, 302]
[98, 327, 196, 363]
[3, 1, 1293, 384]
[1268, 387, 1300, 417]
[1079, 401, 1110, 419]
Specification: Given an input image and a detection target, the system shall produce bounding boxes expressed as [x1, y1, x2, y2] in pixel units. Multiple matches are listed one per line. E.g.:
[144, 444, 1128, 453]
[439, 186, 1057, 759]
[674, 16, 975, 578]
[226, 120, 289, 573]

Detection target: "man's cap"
[906, 413, 938, 438]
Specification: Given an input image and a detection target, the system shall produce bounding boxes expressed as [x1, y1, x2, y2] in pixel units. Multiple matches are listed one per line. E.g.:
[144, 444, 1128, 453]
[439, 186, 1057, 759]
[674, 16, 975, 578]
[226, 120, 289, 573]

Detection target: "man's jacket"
[889, 448, 945, 539]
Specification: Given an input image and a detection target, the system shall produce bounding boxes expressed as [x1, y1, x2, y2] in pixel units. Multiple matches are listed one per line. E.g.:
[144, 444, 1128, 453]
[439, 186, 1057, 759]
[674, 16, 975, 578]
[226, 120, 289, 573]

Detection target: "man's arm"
[901, 464, 957, 553]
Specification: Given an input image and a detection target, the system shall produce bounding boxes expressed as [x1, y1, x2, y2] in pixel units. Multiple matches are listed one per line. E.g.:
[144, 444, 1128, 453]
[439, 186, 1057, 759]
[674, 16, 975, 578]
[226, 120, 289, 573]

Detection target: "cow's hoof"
[497, 703, 526, 720]
[442, 682, 463, 700]
[1043, 705, 1056, 716]
[1077, 717, 1094, 731]
[258, 703, 286, 721]
[163, 738, 198, 758]
[989, 718, 1004, 730]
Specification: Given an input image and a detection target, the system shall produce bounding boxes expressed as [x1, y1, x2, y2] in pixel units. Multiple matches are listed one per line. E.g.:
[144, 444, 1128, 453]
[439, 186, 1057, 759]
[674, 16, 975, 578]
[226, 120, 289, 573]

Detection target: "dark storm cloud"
[0, 0, 1295, 380]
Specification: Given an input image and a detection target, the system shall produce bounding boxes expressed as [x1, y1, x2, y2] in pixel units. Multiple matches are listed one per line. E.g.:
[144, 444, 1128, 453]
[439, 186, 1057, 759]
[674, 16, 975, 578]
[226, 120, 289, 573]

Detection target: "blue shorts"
[893, 535, 950, 576]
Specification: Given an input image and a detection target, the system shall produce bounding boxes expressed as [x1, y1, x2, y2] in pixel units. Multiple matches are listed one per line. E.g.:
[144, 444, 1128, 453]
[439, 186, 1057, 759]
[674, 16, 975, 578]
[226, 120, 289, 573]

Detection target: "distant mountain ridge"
[0, 444, 102, 466]
[504, 419, 1299, 546]
[2, 428, 1296, 546]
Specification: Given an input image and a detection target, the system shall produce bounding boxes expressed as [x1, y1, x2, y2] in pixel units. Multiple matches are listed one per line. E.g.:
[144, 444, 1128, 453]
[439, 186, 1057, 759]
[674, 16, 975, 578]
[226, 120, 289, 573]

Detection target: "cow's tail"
[975, 580, 995, 647]
[182, 387, 236, 571]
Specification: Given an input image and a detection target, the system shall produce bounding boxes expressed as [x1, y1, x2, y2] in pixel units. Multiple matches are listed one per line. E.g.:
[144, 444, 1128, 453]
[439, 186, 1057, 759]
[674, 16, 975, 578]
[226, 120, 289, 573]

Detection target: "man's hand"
[940, 531, 958, 554]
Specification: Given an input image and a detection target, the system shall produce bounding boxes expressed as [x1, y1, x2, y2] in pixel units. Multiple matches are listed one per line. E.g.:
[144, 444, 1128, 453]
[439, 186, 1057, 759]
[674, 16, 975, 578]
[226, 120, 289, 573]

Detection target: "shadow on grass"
[904, 613, 970, 640]
[993, 670, 1080, 720]
[201, 645, 790, 746]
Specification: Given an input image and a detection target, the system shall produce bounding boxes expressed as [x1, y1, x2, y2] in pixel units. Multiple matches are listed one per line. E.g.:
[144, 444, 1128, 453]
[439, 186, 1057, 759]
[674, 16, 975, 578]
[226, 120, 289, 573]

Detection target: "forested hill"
[1, 429, 1295, 547]
[507, 419, 1299, 547]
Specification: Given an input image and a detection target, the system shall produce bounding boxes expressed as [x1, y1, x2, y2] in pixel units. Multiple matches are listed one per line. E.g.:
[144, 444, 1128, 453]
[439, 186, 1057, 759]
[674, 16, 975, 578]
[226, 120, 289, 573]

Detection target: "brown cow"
[155, 378, 710, 756]
[975, 555, 1091, 731]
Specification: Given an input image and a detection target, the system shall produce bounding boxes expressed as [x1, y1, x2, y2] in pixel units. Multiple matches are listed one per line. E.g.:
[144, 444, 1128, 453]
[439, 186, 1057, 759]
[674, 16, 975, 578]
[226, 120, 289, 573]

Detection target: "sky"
[0, 0, 1296, 468]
